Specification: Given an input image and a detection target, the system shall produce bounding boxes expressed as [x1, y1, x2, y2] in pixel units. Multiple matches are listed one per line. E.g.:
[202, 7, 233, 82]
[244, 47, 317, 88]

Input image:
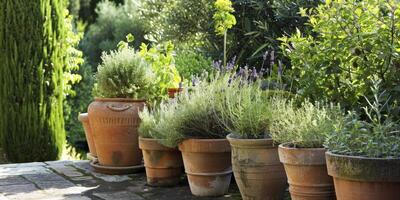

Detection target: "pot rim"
[178, 138, 231, 153]
[139, 137, 177, 151]
[326, 151, 400, 182]
[226, 133, 277, 148]
[279, 143, 326, 150]
[279, 143, 327, 165]
[94, 97, 146, 102]
[326, 151, 400, 161]
[78, 113, 88, 122]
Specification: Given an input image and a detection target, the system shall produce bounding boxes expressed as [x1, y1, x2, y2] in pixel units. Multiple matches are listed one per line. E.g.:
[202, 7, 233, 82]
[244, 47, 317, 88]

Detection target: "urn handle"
[107, 104, 132, 112]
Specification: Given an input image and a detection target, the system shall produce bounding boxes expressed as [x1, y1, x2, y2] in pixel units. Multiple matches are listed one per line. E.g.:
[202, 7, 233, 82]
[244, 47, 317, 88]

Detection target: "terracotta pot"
[179, 139, 232, 197]
[78, 113, 97, 158]
[227, 134, 287, 200]
[279, 144, 335, 200]
[326, 152, 400, 200]
[88, 98, 145, 167]
[167, 88, 183, 98]
[139, 137, 183, 186]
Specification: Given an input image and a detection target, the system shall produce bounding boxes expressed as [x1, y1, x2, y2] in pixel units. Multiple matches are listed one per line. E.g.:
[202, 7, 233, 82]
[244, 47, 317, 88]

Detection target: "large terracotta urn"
[88, 98, 145, 167]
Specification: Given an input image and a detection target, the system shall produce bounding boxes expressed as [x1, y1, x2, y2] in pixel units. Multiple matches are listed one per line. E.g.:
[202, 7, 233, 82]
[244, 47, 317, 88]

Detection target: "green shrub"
[0, 0, 68, 162]
[65, 61, 94, 146]
[325, 82, 400, 158]
[280, 0, 400, 110]
[270, 100, 342, 148]
[81, 0, 148, 67]
[175, 50, 213, 79]
[95, 48, 156, 99]
[138, 42, 181, 93]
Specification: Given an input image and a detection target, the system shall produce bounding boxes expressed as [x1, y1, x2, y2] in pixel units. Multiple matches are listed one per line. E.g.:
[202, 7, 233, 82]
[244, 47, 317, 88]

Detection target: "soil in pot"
[326, 152, 400, 200]
[78, 113, 97, 159]
[179, 139, 232, 197]
[88, 98, 145, 167]
[279, 144, 335, 200]
[227, 134, 287, 200]
[139, 137, 184, 186]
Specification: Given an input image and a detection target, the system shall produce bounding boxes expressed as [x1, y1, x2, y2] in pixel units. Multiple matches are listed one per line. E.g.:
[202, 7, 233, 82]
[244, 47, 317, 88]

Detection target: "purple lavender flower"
[263, 51, 269, 61]
[226, 56, 237, 71]
[213, 60, 222, 71]
[251, 67, 258, 80]
[270, 50, 275, 66]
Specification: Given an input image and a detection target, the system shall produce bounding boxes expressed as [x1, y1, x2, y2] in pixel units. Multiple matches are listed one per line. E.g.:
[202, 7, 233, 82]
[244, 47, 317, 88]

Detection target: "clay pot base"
[87, 153, 98, 162]
[90, 161, 144, 175]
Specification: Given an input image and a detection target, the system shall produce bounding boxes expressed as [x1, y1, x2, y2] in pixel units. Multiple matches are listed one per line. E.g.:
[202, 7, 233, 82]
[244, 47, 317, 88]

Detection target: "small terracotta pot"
[279, 144, 335, 200]
[227, 134, 287, 200]
[179, 139, 232, 197]
[139, 137, 183, 186]
[88, 98, 145, 167]
[78, 113, 97, 158]
[326, 152, 400, 200]
[167, 88, 183, 98]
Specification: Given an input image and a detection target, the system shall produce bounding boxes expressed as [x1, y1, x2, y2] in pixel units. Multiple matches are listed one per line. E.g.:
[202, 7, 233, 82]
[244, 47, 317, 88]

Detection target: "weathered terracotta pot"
[88, 98, 145, 167]
[167, 88, 183, 98]
[227, 134, 287, 200]
[139, 137, 183, 186]
[78, 113, 97, 159]
[279, 144, 335, 200]
[326, 152, 400, 200]
[179, 139, 232, 197]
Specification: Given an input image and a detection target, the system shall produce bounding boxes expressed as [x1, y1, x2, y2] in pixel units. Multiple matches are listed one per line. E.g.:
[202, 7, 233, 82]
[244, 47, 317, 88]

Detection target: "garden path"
[0, 160, 242, 200]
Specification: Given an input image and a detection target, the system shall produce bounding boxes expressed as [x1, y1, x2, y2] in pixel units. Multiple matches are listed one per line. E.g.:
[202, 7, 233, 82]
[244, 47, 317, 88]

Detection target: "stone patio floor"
[0, 160, 243, 200]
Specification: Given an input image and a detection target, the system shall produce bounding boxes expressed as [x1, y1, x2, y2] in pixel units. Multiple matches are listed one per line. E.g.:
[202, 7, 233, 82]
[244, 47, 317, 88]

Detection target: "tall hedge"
[0, 0, 67, 162]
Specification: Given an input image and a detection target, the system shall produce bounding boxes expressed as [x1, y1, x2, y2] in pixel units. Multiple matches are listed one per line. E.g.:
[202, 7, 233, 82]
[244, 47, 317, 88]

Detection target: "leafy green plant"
[138, 41, 181, 91]
[95, 47, 156, 99]
[175, 50, 213, 80]
[280, 0, 400, 110]
[270, 100, 342, 148]
[325, 81, 400, 158]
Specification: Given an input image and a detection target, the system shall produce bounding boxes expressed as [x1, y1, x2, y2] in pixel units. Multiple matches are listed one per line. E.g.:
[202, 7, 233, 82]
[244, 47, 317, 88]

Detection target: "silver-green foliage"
[139, 103, 184, 147]
[270, 100, 342, 148]
[138, 74, 231, 147]
[95, 48, 156, 99]
[325, 82, 400, 158]
[216, 78, 276, 139]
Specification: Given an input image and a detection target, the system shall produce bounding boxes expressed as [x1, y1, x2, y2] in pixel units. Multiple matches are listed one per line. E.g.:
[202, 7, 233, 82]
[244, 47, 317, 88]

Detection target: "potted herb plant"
[88, 47, 156, 172]
[138, 104, 184, 186]
[270, 100, 341, 200]
[138, 41, 182, 99]
[157, 75, 232, 197]
[325, 85, 400, 200]
[217, 78, 288, 200]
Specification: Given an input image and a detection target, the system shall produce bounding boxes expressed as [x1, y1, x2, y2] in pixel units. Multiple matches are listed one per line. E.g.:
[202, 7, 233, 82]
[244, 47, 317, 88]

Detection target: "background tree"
[0, 0, 68, 162]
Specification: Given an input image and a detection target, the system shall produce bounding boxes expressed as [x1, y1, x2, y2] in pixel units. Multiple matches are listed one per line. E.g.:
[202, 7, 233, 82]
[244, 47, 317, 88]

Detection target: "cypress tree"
[0, 0, 67, 162]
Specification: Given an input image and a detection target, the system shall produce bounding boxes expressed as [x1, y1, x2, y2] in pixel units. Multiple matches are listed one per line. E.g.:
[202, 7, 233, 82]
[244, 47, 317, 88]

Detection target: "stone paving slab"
[0, 160, 244, 200]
